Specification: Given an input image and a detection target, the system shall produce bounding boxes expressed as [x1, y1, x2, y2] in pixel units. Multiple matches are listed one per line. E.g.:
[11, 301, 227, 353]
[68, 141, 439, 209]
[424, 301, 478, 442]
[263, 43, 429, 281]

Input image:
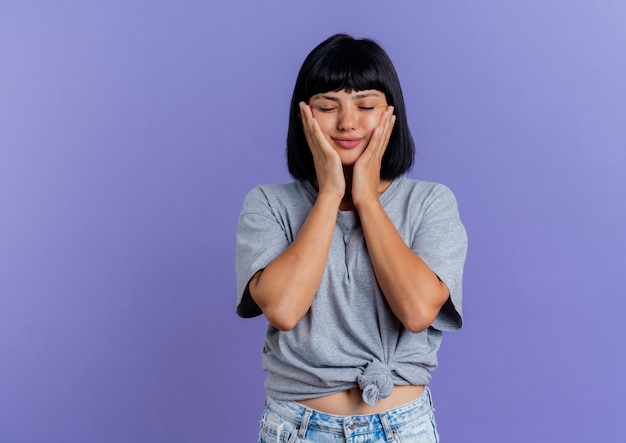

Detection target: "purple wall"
[1, 1, 625, 441]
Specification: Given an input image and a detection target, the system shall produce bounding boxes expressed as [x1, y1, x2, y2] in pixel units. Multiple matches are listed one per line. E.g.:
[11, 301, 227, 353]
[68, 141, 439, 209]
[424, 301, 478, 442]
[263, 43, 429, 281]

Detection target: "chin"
[340, 159, 359, 167]
[338, 150, 365, 165]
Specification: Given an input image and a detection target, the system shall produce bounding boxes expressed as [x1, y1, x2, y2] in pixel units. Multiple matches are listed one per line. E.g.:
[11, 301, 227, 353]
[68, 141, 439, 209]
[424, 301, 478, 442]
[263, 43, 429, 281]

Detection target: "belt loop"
[378, 411, 394, 442]
[427, 386, 435, 410]
[297, 408, 312, 439]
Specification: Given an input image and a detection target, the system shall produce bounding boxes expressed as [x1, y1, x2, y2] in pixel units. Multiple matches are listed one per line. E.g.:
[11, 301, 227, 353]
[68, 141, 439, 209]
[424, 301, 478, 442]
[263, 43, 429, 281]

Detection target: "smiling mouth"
[332, 137, 362, 149]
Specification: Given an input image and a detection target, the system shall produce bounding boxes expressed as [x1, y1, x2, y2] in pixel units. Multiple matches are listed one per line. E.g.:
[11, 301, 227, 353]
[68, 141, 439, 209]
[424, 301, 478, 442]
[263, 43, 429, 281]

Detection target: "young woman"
[236, 34, 467, 443]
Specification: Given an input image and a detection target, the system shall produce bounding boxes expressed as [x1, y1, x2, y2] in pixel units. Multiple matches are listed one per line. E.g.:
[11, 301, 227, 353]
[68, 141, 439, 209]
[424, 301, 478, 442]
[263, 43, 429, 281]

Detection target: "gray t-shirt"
[236, 177, 467, 405]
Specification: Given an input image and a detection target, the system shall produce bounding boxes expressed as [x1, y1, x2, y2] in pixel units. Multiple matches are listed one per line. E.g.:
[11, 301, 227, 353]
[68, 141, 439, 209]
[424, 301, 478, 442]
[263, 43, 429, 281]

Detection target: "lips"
[332, 137, 362, 149]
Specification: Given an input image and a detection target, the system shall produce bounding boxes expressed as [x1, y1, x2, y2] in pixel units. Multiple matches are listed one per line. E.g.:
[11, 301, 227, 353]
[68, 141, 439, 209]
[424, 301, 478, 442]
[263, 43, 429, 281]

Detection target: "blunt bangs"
[300, 43, 389, 99]
[287, 34, 415, 181]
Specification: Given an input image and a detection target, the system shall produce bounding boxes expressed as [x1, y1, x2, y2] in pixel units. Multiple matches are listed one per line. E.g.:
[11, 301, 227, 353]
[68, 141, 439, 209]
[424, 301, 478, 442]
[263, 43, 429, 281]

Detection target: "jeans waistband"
[264, 386, 433, 439]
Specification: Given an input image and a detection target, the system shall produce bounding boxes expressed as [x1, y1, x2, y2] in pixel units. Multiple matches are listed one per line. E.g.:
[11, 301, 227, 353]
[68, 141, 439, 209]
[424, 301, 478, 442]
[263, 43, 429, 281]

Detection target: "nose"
[337, 108, 356, 131]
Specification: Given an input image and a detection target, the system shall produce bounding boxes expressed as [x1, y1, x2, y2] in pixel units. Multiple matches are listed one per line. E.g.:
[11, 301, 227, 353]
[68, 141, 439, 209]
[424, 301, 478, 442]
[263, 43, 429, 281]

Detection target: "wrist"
[316, 190, 344, 209]
[354, 196, 382, 213]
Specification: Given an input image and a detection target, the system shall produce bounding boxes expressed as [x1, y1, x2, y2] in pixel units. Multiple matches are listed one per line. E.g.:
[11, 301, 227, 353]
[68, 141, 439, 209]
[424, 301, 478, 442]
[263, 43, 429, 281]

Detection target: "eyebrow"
[354, 92, 381, 99]
[312, 92, 383, 101]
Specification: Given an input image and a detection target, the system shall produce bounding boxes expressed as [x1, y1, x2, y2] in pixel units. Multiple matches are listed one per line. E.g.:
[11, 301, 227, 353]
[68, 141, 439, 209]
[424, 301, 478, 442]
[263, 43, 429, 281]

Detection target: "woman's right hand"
[299, 102, 345, 202]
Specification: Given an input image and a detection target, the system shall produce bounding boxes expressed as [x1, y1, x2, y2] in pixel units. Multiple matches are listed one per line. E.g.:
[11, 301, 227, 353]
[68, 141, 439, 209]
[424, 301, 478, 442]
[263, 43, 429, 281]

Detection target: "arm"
[248, 193, 339, 331]
[356, 201, 450, 333]
[352, 108, 449, 333]
[248, 103, 344, 331]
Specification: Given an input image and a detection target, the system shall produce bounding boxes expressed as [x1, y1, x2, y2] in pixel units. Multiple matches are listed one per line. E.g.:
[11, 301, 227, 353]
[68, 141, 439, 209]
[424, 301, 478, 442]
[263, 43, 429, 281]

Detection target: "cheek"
[358, 111, 385, 145]
[369, 109, 386, 125]
[313, 116, 337, 141]
[310, 112, 333, 131]
[363, 112, 384, 135]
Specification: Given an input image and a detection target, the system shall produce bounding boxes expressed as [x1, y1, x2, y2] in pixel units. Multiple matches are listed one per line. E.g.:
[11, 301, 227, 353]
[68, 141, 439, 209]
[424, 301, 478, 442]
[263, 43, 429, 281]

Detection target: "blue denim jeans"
[258, 387, 439, 443]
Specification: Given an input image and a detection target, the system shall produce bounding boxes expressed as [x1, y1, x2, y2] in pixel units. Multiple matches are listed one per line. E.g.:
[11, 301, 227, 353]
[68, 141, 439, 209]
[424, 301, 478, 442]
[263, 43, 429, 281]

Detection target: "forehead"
[310, 89, 385, 101]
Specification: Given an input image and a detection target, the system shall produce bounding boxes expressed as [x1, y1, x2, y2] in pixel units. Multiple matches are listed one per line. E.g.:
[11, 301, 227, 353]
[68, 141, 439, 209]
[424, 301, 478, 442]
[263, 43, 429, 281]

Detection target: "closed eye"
[311, 105, 336, 112]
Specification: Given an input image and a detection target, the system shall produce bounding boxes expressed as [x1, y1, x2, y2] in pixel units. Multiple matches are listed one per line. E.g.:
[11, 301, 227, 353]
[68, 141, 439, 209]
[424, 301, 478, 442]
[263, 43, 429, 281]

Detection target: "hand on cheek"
[299, 102, 345, 201]
[352, 106, 396, 207]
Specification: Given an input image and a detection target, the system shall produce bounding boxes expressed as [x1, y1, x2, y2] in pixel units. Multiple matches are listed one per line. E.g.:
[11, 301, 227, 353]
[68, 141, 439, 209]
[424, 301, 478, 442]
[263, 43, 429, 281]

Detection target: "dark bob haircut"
[287, 34, 415, 181]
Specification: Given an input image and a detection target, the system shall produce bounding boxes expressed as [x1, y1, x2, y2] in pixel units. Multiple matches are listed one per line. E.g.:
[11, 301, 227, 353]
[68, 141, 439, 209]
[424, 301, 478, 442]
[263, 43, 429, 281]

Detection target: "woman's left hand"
[352, 106, 396, 208]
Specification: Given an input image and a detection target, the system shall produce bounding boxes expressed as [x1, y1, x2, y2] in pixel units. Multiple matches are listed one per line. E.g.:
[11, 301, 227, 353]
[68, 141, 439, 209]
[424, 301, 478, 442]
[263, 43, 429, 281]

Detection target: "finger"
[300, 102, 321, 151]
[375, 107, 396, 158]
[380, 106, 395, 139]
[366, 107, 394, 161]
[300, 102, 314, 134]
[300, 102, 339, 164]
[379, 110, 396, 154]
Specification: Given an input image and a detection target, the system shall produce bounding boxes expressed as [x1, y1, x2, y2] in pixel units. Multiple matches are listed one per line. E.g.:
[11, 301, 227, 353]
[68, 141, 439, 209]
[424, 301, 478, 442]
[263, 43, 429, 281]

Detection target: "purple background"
[1, 1, 625, 441]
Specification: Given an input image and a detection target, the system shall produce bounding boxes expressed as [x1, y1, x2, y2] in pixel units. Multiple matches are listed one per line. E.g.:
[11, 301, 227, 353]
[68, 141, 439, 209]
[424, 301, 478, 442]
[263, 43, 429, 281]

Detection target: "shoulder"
[392, 177, 459, 208]
[242, 181, 311, 208]
[240, 181, 316, 224]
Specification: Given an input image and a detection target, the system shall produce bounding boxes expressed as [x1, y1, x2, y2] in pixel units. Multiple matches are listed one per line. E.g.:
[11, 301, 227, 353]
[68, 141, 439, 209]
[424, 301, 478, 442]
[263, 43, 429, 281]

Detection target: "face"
[308, 89, 388, 166]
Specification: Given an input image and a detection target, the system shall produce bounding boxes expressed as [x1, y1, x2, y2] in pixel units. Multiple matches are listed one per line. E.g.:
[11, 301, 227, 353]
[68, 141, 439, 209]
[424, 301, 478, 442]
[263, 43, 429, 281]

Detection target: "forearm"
[249, 193, 340, 330]
[357, 200, 449, 333]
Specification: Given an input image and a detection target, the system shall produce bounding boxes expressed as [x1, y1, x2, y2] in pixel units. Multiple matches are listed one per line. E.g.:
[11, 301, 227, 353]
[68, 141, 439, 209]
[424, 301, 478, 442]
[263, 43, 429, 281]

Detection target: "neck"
[310, 167, 392, 212]
[340, 166, 355, 211]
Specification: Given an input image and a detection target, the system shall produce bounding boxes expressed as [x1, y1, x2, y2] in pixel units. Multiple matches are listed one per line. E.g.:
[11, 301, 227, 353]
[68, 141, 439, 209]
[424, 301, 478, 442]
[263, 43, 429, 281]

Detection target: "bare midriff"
[297, 385, 425, 416]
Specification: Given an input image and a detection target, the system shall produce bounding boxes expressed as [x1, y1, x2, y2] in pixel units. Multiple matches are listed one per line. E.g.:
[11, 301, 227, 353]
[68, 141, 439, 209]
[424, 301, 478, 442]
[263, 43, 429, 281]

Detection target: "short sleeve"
[235, 186, 291, 318]
[411, 185, 468, 331]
